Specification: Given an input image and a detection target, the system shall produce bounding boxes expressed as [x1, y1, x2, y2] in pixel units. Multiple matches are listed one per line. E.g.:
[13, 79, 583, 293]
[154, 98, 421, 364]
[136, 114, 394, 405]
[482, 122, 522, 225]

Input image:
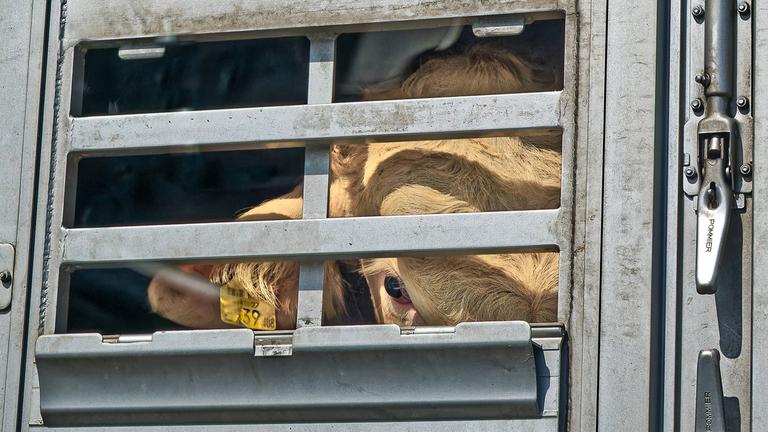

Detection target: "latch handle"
[695, 349, 726, 432]
[695, 146, 732, 294]
[694, 0, 737, 293]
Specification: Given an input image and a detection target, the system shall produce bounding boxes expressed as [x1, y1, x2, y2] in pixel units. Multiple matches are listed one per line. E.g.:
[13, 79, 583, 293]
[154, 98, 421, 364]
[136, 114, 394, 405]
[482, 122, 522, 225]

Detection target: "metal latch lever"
[695, 349, 726, 432]
[695, 136, 732, 293]
[693, 0, 738, 294]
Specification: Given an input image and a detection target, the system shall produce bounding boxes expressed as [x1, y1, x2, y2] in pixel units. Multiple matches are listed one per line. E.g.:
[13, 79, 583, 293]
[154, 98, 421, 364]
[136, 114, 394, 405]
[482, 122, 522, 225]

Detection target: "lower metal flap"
[35, 321, 561, 427]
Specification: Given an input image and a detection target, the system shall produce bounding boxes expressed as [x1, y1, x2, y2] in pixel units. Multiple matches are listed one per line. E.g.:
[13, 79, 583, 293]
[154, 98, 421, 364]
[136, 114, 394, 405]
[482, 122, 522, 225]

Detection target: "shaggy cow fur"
[147, 44, 562, 329]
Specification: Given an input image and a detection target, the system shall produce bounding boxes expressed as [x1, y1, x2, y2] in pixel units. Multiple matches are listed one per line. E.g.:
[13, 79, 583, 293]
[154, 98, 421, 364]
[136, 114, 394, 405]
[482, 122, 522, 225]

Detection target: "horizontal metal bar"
[61, 210, 560, 266]
[36, 323, 550, 426]
[64, 0, 563, 43]
[33, 420, 558, 432]
[67, 92, 562, 155]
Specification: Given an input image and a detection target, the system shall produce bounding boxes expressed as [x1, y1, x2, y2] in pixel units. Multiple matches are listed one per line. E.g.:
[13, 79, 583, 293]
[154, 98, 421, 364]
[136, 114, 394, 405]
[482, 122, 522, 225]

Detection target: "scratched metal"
[597, 0, 666, 429]
[60, 210, 561, 265]
[752, 1, 768, 429]
[661, 1, 683, 431]
[22, 0, 585, 429]
[675, 1, 754, 430]
[0, 0, 48, 429]
[566, 0, 607, 429]
[66, 92, 563, 155]
[62, 0, 565, 44]
[33, 323, 556, 425]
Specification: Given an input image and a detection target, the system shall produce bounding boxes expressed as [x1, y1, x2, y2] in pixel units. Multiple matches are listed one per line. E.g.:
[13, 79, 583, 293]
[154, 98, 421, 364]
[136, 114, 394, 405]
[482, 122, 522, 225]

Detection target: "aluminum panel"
[67, 92, 563, 155]
[31, 419, 558, 432]
[63, 0, 564, 43]
[662, 1, 683, 430]
[751, 0, 768, 429]
[597, 0, 665, 428]
[297, 36, 335, 327]
[675, 2, 753, 430]
[23, 0, 581, 430]
[0, 0, 47, 428]
[60, 209, 561, 265]
[35, 322, 551, 426]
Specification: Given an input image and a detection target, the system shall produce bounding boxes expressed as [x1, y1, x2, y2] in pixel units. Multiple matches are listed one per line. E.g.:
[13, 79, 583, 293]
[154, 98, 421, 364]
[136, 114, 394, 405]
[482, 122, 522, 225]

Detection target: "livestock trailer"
[0, 0, 765, 430]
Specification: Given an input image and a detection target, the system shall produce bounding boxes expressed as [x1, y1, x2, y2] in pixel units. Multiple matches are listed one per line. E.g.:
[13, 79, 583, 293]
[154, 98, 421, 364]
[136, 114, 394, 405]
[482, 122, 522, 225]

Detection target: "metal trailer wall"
[0, 0, 730, 430]
[21, 0, 590, 430]
[0, 0, 47, 430]
[597, 0, 668, 428]
[753, 0, 768, 429]
[665, 1, 755, 431]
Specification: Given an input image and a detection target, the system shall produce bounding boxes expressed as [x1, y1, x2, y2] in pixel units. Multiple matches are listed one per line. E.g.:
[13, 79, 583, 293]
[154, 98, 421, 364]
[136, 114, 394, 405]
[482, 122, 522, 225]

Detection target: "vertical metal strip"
[39, 0, 77, 336]
[569, 0, 607, 429]
[752, 0, 768, 429]
[597, 0, 663, 428]
[297, 35, 336, 327]
[21, 0, 66, 426]
[662, 0, 683, 430]
[0, 0, 49, 428]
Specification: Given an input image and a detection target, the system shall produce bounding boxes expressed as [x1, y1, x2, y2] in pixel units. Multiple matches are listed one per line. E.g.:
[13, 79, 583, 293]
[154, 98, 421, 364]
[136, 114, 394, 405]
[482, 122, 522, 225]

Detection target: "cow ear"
[236, 183, 303, 221]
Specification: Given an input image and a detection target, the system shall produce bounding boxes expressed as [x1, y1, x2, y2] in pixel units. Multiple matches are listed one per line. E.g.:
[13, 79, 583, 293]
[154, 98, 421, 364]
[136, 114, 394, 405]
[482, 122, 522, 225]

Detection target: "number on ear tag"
[219, 280, 277, 330]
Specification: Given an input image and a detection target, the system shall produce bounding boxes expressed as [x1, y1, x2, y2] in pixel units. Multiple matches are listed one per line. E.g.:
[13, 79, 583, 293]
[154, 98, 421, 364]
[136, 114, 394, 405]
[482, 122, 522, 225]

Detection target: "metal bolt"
[738, 2, 750, 15]
[737, 96, 749, 110]
[0, 271, 11, 284]
[685, 167, 697, 179]
[691, 98, 703, 112]
[740, 163, 752, 176]
[692, 5, 705, 18]
[695, 73, 710, 87]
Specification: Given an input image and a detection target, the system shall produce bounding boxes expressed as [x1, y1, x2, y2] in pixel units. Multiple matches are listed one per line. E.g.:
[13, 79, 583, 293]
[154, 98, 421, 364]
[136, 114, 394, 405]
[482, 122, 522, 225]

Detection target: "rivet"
[692, 5, 705, 18]
[740, 163, 752, 176]
[737, 96, 749, 110]
[691, 98, 703, 112]
[685, 167, 697, 179]
[695, 73, 710, 87]
[738, 2, 750, 15]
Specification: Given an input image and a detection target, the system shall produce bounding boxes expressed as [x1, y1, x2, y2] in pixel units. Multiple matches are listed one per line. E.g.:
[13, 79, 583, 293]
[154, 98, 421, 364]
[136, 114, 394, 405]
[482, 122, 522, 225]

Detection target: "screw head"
[685, 167, 697, 178]
[695, 73, 710, 87]
[738, 2, 750, 14]
[692, 5, 705, 17]
[0, 271, 11, 284]
[691, 98, 703, 111]
[740, 163, 752, 176]
[737, 96, 749, 109]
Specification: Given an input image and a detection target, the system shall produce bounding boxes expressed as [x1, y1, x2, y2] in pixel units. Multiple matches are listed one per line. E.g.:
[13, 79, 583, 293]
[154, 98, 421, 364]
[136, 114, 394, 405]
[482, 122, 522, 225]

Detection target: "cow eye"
[384, 276, 404, 299]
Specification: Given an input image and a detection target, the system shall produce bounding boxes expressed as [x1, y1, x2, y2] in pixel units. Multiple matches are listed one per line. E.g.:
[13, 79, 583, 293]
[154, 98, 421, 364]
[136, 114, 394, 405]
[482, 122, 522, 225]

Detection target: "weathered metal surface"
[297, 37, 335, 327]
[0, 0, 31, 244]
[60, 210, 562, 265]
[0, 0, 47, 428]
[598, 0, 664, 428]
[63, 0, 565, 43]
[752, 0, 768, 430]
[662, 1, 683, 430]
[566, 0, 606, 428]
[66, 92, 563, 155]
[35, 323, 548, 426]
[676, 1, 754, 429]
[23, 0, 584, 430]
[31, 419, 559, 432]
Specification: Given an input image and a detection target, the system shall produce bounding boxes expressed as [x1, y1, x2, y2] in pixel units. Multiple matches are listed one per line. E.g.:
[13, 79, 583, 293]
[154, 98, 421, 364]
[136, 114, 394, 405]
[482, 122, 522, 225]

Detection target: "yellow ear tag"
[219, 279, 277, 330]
